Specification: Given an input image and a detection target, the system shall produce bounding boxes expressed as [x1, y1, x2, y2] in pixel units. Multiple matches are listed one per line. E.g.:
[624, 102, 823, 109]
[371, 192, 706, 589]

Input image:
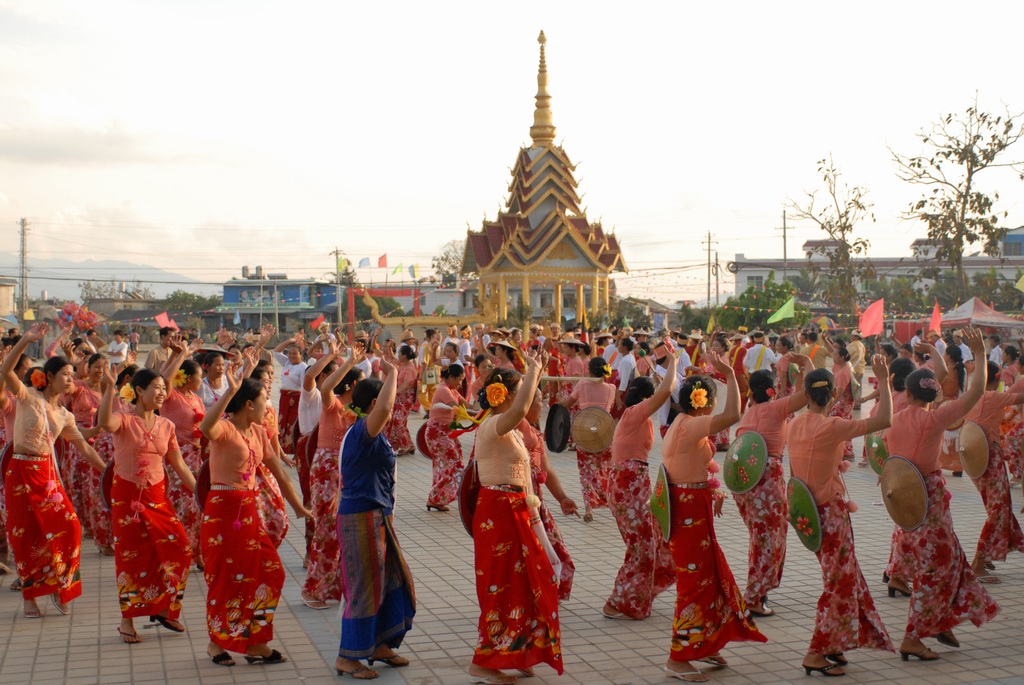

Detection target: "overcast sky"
[1, 0, 1023, 304]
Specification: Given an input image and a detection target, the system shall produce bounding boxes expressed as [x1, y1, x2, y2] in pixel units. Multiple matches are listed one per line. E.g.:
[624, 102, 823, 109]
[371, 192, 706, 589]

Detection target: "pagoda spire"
[529, 31, 556, 147]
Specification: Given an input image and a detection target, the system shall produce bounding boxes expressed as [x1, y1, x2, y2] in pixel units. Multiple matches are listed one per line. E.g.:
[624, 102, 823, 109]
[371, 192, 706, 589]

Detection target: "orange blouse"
[111, 412, 179, 485]
[207, 419, 271, 490]
[662, 413, 714, 483]
[788, 412, 868, 503]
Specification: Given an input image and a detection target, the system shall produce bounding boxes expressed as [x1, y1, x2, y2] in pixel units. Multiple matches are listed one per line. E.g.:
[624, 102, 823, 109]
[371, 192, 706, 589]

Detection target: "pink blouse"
[662, 414, 714, 483]
[610, 396, 656, 463]
[111, 412, 178, 485]
[735, 399, 791, 457]
[207, 419, 271, 490]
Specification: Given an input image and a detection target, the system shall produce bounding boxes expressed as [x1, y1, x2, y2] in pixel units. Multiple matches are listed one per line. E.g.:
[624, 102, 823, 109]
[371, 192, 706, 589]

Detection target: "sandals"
[749, 606, 775, 617]
[244, 648, 288, 664]
[601, 607, 637, 620]
[824, 654, 848, 665]
[301, 595, 331, 610]
[150, 614, 186, 632]
[803, 663, 845, 676]
[210, 651, 235, 667]
[977, 574, 1001, 584]
[23, 603, 41, 619]
[936, 631, 960, 649]
[10, 578, 22, 592]
[50, 594, 70, 615]
[337, 664, 379, 679]
[900, 648, 939, 661]
[425, 504, 449, 512]
[664, 666, 709, 682]
[366, 654, 409, 667]
[695, 654, 727, 667]
[119, 627, 141, 644]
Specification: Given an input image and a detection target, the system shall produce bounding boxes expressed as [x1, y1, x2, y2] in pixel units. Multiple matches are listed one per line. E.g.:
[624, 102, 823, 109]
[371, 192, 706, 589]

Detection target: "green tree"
[501, 303, 534, 331]
[607, 297, 653, 330]
[892, 99, 1024, 301]
[864, 276, 925, 315]
[788, 157, 874, 313]
[159, 289, 222, 312]
[432, 239, 469, 285]
[717, 273, 810, 331]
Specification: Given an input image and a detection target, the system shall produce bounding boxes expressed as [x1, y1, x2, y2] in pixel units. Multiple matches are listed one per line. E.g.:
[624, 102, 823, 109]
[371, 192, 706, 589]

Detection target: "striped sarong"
[337, 509, 415, 659]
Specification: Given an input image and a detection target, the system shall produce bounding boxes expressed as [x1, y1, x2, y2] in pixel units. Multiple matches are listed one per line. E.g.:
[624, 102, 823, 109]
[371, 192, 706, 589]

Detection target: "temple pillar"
[498, 275, 508, 320]
[554, 282, 562, 323]
[522, 275, 531, 318]
[478, 280, 485, 314]
[575, 283, 584, 324]
[591, 275, 600, 319]
[602, 275, 610, 311]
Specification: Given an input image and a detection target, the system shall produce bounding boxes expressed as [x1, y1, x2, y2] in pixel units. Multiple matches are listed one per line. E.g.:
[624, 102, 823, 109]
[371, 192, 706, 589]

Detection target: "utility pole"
[701, 231, 717, 307]
[714, 251, 720, 306]
[18, 218, 29, 315]
[329, 248, 345, 326]
[774, 209, 789, 282]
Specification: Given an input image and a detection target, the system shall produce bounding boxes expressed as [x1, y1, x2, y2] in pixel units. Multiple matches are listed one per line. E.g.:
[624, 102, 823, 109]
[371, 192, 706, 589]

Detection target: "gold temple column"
[591, 275, 600, 319]
[602, 275, 610, 311]
[554, 282, 562, 323]
[498, 275, 508, 320]
[478, 280, 485, 315]
[575, 283, 584, 324]
[522, 275, 531, 316]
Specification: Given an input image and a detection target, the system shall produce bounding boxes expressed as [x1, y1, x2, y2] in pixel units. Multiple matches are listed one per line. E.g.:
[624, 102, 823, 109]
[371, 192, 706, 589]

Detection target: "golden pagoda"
[462, 31, 627, 324]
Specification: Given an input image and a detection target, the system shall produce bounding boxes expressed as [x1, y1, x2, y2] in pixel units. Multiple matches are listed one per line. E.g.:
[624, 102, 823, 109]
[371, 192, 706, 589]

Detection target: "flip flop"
[664, 666, 708, 682]
[977, 574, 1001, 584]
[696, 654, 728, 667]
[244, 649, 288, 664]
[210, 651, 235, 667]
[50, 595, 70, 615]
[301, 597, 331, 610]
[150, 615, 186, 632]
[119, 628, 141, 644]
[337, 664, 379, 679]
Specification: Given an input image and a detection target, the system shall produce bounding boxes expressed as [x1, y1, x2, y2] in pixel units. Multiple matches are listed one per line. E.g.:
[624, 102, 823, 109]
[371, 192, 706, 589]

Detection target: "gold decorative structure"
[462, 31, 627, 324]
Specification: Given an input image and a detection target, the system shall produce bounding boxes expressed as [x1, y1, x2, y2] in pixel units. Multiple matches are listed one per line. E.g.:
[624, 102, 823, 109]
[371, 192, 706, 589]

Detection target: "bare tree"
[788, 157, 874, 313]
[892, 99, 1024, 301]
[432, 239, 469, 284]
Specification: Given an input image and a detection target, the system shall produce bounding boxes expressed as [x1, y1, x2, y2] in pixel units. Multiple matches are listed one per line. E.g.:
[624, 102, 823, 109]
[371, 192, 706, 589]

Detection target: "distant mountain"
[0, 252, 219, 301]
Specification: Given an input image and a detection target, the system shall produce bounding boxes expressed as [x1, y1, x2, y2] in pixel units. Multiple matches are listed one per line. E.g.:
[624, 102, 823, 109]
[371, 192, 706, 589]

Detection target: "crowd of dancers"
[0, 318, 1021, 682]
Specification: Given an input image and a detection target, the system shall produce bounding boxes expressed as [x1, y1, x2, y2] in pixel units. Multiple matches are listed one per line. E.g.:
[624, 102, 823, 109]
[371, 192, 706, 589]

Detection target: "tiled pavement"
[2, 408, 1024, 685]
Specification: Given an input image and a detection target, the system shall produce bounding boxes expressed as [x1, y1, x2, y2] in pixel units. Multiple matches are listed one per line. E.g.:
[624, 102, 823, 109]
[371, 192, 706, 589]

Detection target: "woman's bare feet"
[207, 642, 235, 666]
[802, 651, 845, 676]
[23, 598, 41, 618]
[119, 618, 140, 643]
[664, 660, 709, 682]
[336, 657, 378, 679]
[468, 664, 517, 684]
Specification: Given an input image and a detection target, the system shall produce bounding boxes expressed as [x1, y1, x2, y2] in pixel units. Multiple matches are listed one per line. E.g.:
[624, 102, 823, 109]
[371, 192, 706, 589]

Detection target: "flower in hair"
[765, 387, 775, 398]
[486, 382, 509, 407]
[172, 369, 187, 388]
[348, 403, 367, 419]
[919, 378, 941, 392]
[689, 382, 708, 409]
[602, 364, 612, 378]
[30, 369, 46, 390]
[119, 384, 136, 401]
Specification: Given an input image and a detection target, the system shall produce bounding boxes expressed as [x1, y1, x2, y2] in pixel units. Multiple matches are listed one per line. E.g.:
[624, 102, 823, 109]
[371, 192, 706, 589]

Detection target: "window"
[747, 276, 764, 290]
[539, 292, 553, 308]
[1005, 241, 1023, 256]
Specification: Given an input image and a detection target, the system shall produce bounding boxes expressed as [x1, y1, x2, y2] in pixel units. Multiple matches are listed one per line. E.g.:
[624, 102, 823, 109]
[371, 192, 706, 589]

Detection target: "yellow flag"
[1015, 273, 1024, 293]
[23, 309, 35, 321]
[705, 312, 716, 334]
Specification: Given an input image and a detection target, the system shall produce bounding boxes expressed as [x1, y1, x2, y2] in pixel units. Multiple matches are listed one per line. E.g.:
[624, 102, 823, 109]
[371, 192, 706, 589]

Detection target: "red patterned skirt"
[3, 454, 83, 603]
[277, 389, 300, 455]
[810, 495, 893, 654]
[530, 464, 575, 601]
[166, 442, 203, 560]
[84, 432, 114, 549]
[425, 419, 463, 507]
[111, 475, 191, 618]
[472, 488, 563, 674]
[668, 484, 766, 661]
[732, 457, 788, 607]
[576, 446, 611, 510]
[903, 471, 999, 640]
[303, 446, 342, 602]
[384, 387, 416, 453]
[606, 460, 674, 618]
[827, 395, 854, 458]
[973, 441, 1024, 563]
[201, 488, 284, 653]
[255, 464, 289, 548]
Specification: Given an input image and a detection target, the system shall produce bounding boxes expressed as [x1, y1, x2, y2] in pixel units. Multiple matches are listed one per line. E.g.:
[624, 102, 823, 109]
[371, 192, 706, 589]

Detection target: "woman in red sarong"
[383, 345, 417, 455]
[160, 337, 206, 567]
[559, 356, 616, 522]
[826, 342, 855, 460]
[469, 354, 562, 685]
[883, 330, 999, 662]
[602, 352, 677, 620]
[1002, 354, 1024, 484]
[520, 387, 578, 600]
[251, 361, 290, 548]
[302, 348, 361, 609]
[97, 366, 196, 643]
[199, 367, 312, 667]
[732, 355, 811, 618]
[271, 334, 307, 455]
[661, 353, 765, 682]
[789, 357, 894, 677]
[1, 324, 106, 618]
[425, 363, 466, 512]
[65, 353, 108, 550]
[963, 360, 1024, 581]
[691, 337, 731, 452]
[0, 349, 33, 574]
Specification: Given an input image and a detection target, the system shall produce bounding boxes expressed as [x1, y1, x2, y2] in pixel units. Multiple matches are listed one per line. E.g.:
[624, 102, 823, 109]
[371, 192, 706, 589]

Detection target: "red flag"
[378, 254, 387, 268]
[310, 314, 326, 329]
[858, 298, 885, 337]
[155, 311, 170, 328]
[928, 299, 942, 334]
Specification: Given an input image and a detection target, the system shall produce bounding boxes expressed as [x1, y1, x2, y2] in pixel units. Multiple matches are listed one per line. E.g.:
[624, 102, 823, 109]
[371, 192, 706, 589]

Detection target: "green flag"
[766, 296, 795, 324]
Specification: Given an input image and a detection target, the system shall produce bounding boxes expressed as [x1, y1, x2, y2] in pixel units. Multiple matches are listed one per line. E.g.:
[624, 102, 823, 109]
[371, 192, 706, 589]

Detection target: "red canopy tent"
[941, 297, 1023, 329]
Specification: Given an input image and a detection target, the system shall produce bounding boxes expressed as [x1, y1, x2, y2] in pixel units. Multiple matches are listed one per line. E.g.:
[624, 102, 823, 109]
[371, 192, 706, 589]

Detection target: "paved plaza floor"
[1, 407, 1023, 685]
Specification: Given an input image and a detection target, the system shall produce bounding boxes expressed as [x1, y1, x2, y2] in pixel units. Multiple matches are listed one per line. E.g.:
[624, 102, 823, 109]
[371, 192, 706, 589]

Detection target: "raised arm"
[707, 352, 741, 434]
[495, 353, 542, 436]
[304, 338, 343, 391]
[786, 354, 814, 413]
[200, 361, 243, 441]
[914, 341, 947, 386]
[637, 353, 677, 420]
[96, 365, 119, 433]
[957, 327, 989, 416]
[2, 323, 48, 395]
[862, 355, 892, 434]
[319, 345, 360, 395]
[159, 335, 193, 388]
[365, 356, 397, 438]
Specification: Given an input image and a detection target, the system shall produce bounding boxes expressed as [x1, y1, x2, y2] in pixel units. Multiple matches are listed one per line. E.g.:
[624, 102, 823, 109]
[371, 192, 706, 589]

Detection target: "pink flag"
[928, 299, 942, 334]
[858, 298, 885, 337]
[155, 311, 170, 328]
[378, 254, 388, 268]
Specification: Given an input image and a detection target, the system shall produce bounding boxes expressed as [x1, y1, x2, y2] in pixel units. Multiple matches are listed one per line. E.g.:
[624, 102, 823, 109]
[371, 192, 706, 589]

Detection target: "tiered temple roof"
[462, 32, 626, 276]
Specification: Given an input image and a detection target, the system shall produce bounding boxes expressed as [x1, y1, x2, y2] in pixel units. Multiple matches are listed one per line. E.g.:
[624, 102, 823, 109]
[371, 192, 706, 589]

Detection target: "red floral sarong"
[425, 419, 462, 507]
[111, 475, 190, 618]
[576, 446, 611, 510]
[903, 471, 999, 640]
[201, 489, 284, 653]
[810, 495, 893, 654]
[606, 460, 674, 618]
[828, 395, 854, 458]
[277, 389, 300, 455]
[3, 455, 83, 603]
[166, 442, 203, 560]
[732, 457, 788, 607]
[303, 446, 342, 602]
[973, 441, 1024, 564]
[83, 432, 114, 549]
[384, 387, 416, 453]
[255, 463, 288, 548]
[472, 488, 563, 674]
[885, 525, 915, 586]
[668, 485, 766, 661]
[294, 429, 314, 557]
